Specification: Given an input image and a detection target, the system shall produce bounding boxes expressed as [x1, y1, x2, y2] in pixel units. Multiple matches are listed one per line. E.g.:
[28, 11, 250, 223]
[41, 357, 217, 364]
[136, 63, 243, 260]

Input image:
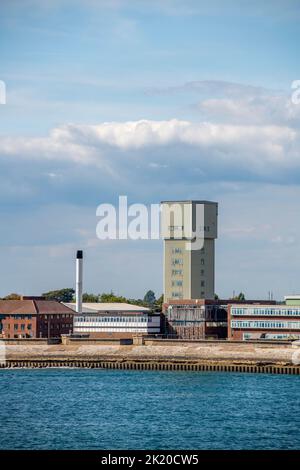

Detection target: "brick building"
[163, 299, 276, 340]
[163, 299, 227, 339]
[228, 301, 300, 340]
[0, 299, 74, 338]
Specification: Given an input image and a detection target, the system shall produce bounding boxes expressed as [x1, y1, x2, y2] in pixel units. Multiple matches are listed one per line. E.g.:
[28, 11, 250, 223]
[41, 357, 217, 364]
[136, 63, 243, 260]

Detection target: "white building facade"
[65, 303, 161, 338]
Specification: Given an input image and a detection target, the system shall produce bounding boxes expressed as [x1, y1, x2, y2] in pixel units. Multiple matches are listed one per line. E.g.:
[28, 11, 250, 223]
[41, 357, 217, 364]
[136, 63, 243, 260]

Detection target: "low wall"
[0, 338, 60, 345]
[143, 338, 293, 347]
[62, 337, 132, 346]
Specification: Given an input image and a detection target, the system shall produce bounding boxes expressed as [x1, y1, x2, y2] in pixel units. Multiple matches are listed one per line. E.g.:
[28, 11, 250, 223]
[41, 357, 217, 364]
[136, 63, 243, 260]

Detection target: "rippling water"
[0, 369, 299, 449]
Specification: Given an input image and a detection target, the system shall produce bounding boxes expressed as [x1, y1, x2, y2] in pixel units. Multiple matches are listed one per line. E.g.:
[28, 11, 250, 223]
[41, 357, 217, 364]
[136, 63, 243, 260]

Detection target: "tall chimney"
[76, 250, 83, 314]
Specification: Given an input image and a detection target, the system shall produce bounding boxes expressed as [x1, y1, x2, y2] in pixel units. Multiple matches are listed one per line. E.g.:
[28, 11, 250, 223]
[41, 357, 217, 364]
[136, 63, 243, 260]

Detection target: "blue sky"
[0, 0, 300, 299]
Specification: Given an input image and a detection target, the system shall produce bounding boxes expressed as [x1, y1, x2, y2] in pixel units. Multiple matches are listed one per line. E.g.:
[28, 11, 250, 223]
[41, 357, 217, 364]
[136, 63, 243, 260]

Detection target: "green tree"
[127, 298, 147, 307]
[156, 294, 163, 309]
[42, 288, 75, 303]
[82, 293, 99, 302]
[143, 290, 156, 306]
[232, 292, 246, 301]
[99, 291, 127, 303]
[3, 293, 22, 300]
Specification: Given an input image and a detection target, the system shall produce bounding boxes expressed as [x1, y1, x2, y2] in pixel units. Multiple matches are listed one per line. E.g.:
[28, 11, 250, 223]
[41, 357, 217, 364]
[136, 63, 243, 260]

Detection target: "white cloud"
[1, 118, 300, 183]
[148, 79, 300, 126]
[197, 95, 300, 125]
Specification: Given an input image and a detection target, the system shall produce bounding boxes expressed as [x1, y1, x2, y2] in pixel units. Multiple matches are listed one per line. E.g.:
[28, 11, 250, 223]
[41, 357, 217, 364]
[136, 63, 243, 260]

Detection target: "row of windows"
[172, 248, 182, 254]
[172, 258, 183, 265]
[10, 315, 33, 319]
[41, 314, 73, 319]
[5, 323, 32, 330]
[232, 308, 300, 317]
[171, 269, 204, 277]
[199, 225, 210, 232]
[243, 333, 300, 340]
[169, 225, 210, 233]
[75, 327, 151, 333]
[172, 280, 183, 287]
[172, 258, 204, 266]
[171, 291, 205, 298]
[7, 323, 72, 330]
[2, 314, 73, 320]
[231, 320, 300, 330]
[12, 324, 32, 330]
[171, 247, 205, 255]
[41, 324, 72, 329]
[74, 316, 149, 323]
[172, 269, 183, 276]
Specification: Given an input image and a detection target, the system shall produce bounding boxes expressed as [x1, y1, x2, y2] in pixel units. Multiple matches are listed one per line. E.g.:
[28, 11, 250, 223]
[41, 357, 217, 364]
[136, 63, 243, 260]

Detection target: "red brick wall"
[230, 330, 243, 340]
[37, 314, 73, 338]
[2, 315, 37, 338]
[165, 323, 206, 339]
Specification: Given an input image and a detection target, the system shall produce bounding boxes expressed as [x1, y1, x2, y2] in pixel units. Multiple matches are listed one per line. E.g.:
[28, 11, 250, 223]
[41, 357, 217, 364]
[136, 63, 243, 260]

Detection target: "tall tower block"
[161, 200, 218, 302]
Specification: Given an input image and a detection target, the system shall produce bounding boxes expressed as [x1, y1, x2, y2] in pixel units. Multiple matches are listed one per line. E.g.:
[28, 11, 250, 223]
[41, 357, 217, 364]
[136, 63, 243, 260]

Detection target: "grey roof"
[64, 302, 151, 314]
[160, 200, 218, 205]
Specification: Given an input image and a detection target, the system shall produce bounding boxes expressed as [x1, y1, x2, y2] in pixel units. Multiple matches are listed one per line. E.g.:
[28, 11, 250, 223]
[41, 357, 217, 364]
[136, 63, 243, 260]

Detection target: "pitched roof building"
[0, 299, 74, 338]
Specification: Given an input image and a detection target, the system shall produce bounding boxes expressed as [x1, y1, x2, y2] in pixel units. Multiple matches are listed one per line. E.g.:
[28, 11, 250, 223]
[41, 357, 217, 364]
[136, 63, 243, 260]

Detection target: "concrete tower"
[161, 200, 218, 302]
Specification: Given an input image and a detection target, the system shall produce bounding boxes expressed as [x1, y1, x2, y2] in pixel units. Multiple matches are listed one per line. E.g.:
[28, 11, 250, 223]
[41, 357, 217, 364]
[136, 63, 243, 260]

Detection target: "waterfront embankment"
[1, 338, 300, 374]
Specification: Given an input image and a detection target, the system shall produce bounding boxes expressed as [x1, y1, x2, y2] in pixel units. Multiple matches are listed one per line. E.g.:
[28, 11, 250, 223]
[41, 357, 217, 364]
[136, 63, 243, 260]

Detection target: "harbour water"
[0, 369, 299, 450]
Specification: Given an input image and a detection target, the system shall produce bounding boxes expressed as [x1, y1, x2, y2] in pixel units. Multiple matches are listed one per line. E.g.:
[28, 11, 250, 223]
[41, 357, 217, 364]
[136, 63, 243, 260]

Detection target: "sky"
[0, 0, 300, 300]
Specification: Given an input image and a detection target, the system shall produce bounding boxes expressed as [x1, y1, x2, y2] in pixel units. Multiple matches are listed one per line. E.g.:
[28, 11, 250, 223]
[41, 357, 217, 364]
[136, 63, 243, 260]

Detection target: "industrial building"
[66, 302, 161, 339]
[163, 298, 278, 340]
[228, 296, 300, 340]
[70, 251, 161, 339]
[160, 200, 225, 339]
[160, 199, 300, 342]
[0, 299, 74, 338]
[164, 299, 227, 339]
[161, 200, 218, 302]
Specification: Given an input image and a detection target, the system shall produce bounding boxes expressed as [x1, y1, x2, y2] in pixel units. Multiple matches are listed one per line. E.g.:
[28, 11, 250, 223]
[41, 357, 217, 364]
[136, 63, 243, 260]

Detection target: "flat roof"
[64, 302, 151, 313]
[161, 200, 217, 205]
[230, 304, 299, 308]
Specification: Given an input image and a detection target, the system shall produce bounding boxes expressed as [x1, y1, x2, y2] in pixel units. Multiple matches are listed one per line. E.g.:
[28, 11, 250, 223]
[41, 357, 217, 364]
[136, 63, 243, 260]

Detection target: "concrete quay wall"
[1, 339, 300, 374]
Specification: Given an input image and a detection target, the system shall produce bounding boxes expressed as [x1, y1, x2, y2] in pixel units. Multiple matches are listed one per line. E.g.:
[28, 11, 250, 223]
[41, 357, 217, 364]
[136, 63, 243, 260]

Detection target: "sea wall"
[1, 339, 300, 374]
